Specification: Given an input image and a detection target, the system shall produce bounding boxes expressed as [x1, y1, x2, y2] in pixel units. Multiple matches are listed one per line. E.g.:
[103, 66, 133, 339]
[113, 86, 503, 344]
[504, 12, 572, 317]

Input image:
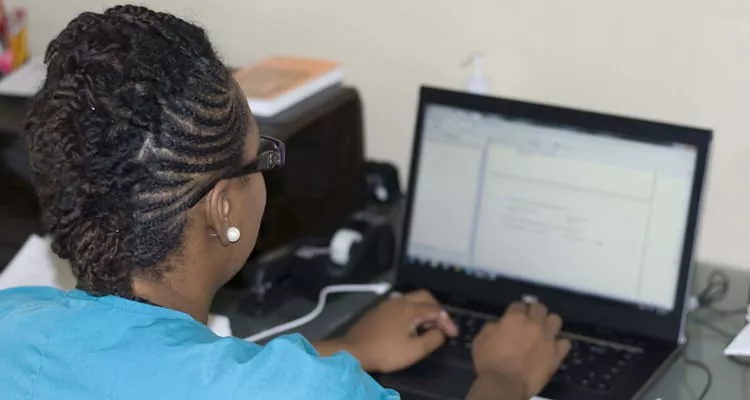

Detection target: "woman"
[0, 6, 569, 399]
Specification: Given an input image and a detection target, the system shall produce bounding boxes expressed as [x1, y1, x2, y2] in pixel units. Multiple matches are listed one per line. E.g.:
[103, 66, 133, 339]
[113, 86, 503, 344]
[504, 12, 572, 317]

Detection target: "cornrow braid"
[23, 5, 249, 298]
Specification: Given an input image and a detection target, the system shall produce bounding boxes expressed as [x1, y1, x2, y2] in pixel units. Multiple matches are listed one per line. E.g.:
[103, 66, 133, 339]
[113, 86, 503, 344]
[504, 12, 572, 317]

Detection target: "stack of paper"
[234, 56, 343, 117]
[0, 234, 75, 290]
[0, 57, 45, 97]
[724, 323, 750, 357]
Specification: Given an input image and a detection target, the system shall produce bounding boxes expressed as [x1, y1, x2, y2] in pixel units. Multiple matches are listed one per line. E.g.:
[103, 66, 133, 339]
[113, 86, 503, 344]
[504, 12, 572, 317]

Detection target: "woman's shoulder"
[0, 285, 65, 298]
[0, 286, 65, 312]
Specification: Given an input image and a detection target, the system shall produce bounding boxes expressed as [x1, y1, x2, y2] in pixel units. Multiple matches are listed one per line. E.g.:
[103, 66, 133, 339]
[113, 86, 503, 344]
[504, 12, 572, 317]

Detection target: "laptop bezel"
[394, 86, 712, 345]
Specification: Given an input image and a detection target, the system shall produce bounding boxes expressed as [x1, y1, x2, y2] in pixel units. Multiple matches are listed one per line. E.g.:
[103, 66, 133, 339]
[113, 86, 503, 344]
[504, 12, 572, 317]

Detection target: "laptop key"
[597, 382, 612, 392]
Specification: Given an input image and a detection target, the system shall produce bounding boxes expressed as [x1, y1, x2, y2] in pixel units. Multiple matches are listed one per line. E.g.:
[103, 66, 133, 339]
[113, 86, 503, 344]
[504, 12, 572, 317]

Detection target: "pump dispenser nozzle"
[462, 51, 490, 95]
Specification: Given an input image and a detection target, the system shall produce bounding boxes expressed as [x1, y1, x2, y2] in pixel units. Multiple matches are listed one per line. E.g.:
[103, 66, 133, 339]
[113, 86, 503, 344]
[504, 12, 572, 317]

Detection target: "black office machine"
[238, 208, 397, 316]
[290, 210, 396, 300]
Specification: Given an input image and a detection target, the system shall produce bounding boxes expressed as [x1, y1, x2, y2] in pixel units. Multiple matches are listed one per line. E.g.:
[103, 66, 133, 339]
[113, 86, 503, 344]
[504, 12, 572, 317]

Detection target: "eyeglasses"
[224, 135, 286, 179]
[189, 135, 285, 207]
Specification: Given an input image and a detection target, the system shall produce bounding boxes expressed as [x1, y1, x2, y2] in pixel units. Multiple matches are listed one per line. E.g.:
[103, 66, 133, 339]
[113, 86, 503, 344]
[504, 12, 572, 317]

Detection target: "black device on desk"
[238, 207, 397, 317]
[341, 87, 711, 400]
[291, 210, 396, 298]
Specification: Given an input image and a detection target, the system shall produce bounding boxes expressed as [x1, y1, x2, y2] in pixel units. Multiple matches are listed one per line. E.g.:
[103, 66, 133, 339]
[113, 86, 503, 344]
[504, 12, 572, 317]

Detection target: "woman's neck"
[131, 277, 213, 324]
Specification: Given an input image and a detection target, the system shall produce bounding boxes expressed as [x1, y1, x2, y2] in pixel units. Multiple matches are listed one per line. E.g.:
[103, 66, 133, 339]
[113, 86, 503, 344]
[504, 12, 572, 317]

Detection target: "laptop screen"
[406, 103, 698, 313]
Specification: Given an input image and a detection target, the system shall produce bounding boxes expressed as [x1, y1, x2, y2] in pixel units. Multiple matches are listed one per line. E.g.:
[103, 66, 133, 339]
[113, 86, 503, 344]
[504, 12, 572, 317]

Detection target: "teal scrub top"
[0, 286, 399, 399]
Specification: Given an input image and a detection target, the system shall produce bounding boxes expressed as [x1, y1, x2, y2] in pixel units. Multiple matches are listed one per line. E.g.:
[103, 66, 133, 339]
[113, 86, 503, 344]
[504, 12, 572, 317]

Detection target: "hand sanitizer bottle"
[462, 51, 491, 95]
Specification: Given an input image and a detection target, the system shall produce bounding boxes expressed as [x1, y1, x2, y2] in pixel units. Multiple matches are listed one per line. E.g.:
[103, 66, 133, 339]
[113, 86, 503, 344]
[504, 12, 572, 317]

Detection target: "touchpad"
[376, 357, 476, 400]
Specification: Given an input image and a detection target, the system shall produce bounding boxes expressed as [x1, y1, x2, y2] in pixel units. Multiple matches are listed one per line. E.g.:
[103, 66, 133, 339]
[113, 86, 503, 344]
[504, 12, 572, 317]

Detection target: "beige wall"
[9, 0, 750, 269]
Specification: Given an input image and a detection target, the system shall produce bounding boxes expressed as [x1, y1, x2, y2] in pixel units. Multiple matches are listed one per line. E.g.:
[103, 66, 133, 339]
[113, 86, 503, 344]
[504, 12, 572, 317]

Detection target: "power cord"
[683, 355, 712, 400]
[244, 282, 392, 343]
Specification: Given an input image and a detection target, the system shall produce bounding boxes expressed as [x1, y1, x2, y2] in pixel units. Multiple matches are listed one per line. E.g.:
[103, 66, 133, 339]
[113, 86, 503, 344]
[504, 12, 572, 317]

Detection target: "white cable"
[295, 246, 329, 259]
[244, 282, 393, 343]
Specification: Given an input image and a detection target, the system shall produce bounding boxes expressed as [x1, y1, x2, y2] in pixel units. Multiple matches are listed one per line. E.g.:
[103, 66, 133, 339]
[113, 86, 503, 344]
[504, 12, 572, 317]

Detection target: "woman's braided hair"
[23, 5, 249, 298]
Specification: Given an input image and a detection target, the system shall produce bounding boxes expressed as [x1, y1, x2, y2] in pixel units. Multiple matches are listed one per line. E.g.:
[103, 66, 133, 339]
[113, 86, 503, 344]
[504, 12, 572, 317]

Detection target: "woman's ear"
[205, 180, 232, 246]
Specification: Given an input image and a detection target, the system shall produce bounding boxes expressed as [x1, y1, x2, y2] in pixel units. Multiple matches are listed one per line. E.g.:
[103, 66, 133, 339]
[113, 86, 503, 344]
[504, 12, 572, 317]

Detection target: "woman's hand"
[337, 290, 459, 373]
[469, 301, 570, 399]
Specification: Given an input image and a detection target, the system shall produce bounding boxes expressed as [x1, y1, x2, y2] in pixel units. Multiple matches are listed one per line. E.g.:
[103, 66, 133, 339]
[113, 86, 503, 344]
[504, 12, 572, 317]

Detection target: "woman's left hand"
[338, 289, 459, 373]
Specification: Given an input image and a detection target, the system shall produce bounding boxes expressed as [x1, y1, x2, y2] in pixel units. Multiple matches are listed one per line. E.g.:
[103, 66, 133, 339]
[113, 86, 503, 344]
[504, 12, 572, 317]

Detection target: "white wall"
[8, 0, 750, 270]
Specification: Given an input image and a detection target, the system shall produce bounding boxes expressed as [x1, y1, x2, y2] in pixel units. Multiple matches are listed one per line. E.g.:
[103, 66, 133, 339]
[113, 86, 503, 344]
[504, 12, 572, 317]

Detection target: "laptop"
[375, 86, 711, 400]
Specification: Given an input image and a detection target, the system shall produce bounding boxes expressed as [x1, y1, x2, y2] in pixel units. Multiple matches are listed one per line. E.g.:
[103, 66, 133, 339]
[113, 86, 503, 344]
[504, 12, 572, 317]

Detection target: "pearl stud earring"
[227, 227, 241, 243]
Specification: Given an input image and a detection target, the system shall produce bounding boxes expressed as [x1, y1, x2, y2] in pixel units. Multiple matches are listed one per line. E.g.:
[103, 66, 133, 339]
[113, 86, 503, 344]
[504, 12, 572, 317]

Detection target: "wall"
[8, 0, 750, 269]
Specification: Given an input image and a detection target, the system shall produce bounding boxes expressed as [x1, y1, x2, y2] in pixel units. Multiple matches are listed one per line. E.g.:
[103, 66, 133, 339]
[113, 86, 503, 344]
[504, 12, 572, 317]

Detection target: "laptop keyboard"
[443, 308, 643, 394]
